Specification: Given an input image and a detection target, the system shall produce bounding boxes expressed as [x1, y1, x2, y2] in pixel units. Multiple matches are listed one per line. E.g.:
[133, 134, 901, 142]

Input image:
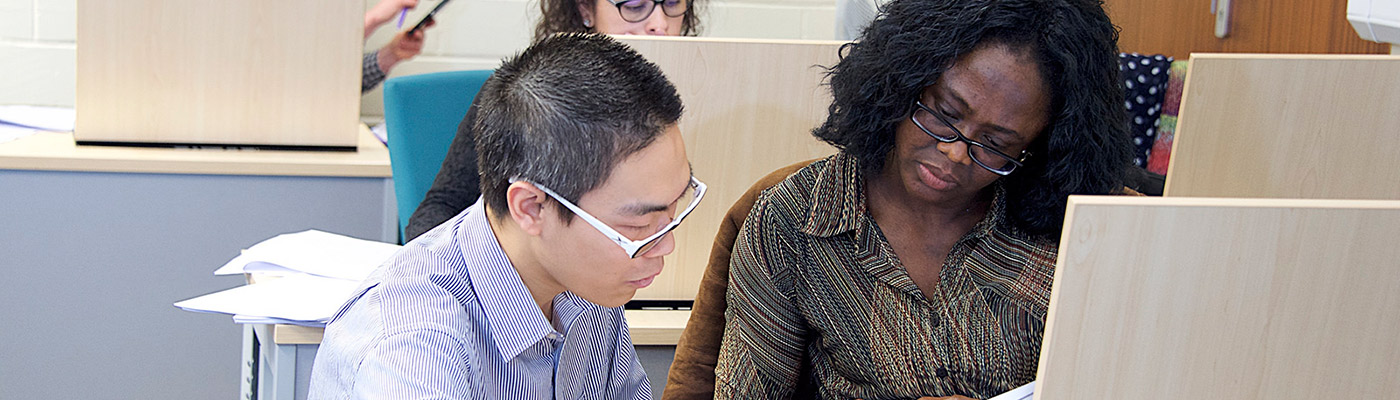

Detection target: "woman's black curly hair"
[814, 0, 1133, 237]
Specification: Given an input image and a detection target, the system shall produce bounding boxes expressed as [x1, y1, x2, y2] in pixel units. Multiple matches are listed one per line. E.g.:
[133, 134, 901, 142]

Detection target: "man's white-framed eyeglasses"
[519, 177, 706, 258]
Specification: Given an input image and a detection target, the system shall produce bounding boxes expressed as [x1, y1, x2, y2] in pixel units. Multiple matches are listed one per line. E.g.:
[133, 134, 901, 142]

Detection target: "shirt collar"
[455, 200, 559, 363]
[801, 154, 868, 238]
[800, 153, 1008, 240]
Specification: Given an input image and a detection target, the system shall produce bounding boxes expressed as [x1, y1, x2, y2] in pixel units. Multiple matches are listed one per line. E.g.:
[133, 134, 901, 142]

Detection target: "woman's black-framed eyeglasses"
[910, 99, 1028, 176]
[608, 0, 687, 23]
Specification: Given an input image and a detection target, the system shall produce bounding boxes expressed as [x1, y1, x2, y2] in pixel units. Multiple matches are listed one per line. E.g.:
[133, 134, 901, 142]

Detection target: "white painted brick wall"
[0, 0, 34, 40]
[0, 0, 835, 114]
[35, 0, 75, 41]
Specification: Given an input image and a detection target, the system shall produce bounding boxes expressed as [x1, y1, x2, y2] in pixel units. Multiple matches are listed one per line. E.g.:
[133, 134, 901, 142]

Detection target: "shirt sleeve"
[352, 327, 474, 399]
[362, 50, 387, 93]
[714, 196, 809, 399]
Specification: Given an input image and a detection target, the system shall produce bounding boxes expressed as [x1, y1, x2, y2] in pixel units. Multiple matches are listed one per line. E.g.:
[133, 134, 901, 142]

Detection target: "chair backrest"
[384, 69, 493, 243]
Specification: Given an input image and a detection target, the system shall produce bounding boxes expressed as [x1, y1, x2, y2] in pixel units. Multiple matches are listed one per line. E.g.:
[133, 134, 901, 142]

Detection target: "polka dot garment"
[1118, 53, 1173, 167]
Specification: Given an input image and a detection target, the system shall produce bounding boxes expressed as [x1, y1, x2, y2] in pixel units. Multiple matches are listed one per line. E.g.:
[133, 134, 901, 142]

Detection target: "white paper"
[0, 124, 39, 144]
[213, 230, 401, 281]
[174, 274, 362, 323]
[0, 105, 75, 132]
[370, 122, 388, 145]
[988, 381, 1035, 400]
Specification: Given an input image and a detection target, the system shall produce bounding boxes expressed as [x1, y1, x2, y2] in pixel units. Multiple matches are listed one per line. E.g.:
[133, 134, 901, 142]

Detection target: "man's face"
[536, 124, 691, 308]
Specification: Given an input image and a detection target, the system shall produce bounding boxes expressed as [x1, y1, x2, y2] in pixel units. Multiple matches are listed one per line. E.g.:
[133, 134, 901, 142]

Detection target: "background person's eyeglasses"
[521, 177, 706, 258]
[910, 99, 1028, 176]
[608, 0, 688, 23]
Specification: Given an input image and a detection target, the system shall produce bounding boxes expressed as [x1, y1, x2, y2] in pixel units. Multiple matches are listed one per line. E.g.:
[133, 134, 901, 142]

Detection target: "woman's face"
[579, 0, 685, 36]
[886, 43, 1051, 208]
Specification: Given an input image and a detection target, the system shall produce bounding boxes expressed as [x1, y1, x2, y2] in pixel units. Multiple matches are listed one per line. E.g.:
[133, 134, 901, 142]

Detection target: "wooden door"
[1102, 0, 1390, 59]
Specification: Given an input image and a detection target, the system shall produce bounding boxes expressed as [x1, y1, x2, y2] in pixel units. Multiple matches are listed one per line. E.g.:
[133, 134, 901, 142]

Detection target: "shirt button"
[936, 367, 949, 378]
[546, 332, 562, 340]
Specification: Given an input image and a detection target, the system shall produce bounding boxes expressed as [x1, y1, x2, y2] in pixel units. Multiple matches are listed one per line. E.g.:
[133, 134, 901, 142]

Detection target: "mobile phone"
[407, 0, 452, 35]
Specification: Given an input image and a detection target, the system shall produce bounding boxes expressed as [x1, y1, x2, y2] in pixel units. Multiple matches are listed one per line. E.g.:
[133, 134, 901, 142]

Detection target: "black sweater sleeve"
[405, 102, 481, 241]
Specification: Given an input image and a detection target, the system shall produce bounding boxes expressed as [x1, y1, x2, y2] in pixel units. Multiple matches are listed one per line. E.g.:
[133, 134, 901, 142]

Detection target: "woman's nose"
[643, 8, 672, 35]
[938, 140, 974, 166]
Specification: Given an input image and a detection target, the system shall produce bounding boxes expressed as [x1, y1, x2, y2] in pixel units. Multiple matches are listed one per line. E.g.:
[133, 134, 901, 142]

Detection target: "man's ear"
[506, 181, 550, 236]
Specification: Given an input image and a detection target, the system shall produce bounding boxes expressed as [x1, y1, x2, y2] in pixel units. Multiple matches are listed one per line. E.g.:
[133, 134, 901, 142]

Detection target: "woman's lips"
[918, 162, 957, 191]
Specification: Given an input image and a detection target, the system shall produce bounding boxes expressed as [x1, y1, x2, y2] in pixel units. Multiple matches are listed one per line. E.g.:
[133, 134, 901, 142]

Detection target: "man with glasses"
[309, 33, 700, 399]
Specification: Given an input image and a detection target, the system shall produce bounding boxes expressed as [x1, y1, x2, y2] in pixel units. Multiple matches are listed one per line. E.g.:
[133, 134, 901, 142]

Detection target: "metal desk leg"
[254, 324, 299, 400]
[241, 325, 257, 400]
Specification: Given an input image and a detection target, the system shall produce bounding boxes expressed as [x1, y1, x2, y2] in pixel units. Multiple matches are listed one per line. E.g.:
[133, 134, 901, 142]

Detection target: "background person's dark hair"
[814, 0, 1132, 237]
[535, 0, 703, 40]
[475, 33, 683, 222]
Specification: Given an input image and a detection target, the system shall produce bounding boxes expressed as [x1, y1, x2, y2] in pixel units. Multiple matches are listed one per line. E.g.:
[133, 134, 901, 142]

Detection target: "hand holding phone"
[408, 0, 453, 35]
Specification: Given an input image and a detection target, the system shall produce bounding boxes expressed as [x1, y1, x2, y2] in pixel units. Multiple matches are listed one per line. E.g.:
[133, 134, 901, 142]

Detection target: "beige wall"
[0, 0, 835, 115]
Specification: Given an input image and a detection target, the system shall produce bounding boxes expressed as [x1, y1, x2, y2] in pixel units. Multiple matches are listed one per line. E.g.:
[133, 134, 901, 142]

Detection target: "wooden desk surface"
[273, 309, 691, 346]
[0, 126, 390, 178]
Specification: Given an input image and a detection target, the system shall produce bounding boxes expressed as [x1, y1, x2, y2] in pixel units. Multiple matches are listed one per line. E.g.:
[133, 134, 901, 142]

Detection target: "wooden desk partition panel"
[616, 36, 842, 300]
[76, 0, 362, 149]
[1037, 196, 1400, 399]
[1164, 54, 1400, 199]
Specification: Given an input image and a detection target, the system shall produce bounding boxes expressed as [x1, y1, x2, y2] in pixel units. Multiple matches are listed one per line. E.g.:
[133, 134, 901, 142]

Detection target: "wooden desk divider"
[1037, 195, 1400, 399]
[76, 0, 363, 149]
[1164, 54, 1400, 200]
[615, 36, 843, 300]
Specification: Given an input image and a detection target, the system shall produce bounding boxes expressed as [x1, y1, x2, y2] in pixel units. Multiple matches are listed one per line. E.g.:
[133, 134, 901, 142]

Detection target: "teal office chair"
[383, 69, 494, 243]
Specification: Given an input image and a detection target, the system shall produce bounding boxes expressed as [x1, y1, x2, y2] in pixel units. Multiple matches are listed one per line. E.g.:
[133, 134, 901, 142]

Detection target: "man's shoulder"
[341, 223, 489, 334]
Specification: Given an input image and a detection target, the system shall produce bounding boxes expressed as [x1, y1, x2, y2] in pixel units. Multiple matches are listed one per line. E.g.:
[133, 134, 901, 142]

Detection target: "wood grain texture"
[1037, 195, 1400, 400]
[1103, 0, 1390, 60]
[616, 36, 841, 300]
[0, 126, 390, 177]
[269, 310, 690, 345]
[1163, 54, 1400, 200]
[75, 0, 362, 147]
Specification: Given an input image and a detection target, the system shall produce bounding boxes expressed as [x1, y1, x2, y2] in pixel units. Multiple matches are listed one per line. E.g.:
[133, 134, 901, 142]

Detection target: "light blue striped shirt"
[308, 201, 651, 400]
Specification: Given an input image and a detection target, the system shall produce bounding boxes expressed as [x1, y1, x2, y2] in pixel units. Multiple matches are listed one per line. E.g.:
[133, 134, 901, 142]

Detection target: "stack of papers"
[212, 230, 401, 281]
[175, 230, 401, 327]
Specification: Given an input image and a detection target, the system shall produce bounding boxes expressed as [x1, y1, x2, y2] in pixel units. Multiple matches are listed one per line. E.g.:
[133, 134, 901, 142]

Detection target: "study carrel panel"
[1163, 54, 1400, 200]
[1037, 196, 1400, 399]
[616, 36, 843, 300]
[76, 0, 362, 149]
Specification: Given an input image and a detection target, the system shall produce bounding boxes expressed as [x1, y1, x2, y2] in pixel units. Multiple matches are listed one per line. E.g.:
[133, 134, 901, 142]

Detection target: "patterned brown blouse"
[716, 154, 1058, 399]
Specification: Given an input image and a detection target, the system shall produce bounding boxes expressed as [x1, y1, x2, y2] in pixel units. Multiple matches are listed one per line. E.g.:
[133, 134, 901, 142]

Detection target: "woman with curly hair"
[712, 0, 1133, 398]
[403, 0, 703, 241]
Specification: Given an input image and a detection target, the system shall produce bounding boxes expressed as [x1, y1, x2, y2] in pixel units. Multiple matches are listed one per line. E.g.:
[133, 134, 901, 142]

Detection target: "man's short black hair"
[475, 33, 684, 221]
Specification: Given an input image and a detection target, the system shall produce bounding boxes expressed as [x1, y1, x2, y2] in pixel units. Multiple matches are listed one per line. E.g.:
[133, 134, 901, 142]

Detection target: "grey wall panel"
[0, 169, 393, 400]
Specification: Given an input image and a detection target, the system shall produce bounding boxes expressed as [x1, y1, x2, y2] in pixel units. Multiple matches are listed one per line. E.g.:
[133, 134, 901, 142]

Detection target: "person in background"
[712, 0, 1134, 398]
[362, 0, 433, 93]
[403, 0, 703, 241]
[308, 33, 704, 399]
